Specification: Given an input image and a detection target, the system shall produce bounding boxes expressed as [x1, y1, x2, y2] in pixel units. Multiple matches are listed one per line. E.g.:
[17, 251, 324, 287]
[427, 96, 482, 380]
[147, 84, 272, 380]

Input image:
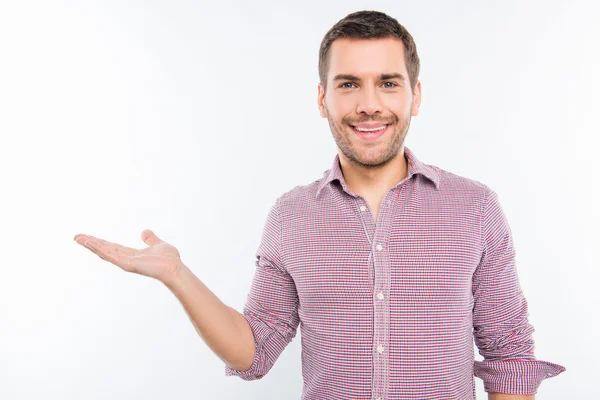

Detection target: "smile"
[351, 124, 390, 140]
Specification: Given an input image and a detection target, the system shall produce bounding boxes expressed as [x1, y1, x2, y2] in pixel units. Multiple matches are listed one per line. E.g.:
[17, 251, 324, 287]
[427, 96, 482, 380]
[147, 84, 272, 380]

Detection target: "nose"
[356, 87, 383, 115]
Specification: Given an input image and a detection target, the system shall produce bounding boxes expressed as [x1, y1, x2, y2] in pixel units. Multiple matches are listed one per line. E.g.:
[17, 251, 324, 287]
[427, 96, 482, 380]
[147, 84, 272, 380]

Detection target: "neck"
[338, 147, 408, 197]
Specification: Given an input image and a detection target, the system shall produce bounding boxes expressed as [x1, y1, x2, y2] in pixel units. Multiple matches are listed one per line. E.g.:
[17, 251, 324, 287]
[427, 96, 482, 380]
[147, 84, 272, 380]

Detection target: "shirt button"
[360, 205, 367, 211]
[376, 244, 383, 251]
[377, 345, 384, 354]
[377, 291, 384, 300]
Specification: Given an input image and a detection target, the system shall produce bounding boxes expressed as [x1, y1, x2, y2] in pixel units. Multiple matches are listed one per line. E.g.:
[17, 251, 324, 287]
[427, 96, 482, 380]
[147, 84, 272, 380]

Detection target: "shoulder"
[275, 178, 323, 211]
[430, 163, 493, 199]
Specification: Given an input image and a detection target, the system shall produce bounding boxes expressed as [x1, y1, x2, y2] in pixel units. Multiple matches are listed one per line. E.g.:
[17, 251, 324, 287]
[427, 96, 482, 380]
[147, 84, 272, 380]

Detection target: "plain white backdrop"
[1, 0, 597, 399]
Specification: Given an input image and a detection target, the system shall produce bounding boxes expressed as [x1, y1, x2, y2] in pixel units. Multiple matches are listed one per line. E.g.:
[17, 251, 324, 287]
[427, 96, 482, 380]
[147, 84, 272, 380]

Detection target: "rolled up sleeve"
[225, 197, 300, 381]
[472, 187, 566, 394]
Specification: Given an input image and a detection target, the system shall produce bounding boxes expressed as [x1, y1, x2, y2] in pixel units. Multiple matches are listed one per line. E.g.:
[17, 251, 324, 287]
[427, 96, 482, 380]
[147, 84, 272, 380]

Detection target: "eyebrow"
[332, 73, 406, 82]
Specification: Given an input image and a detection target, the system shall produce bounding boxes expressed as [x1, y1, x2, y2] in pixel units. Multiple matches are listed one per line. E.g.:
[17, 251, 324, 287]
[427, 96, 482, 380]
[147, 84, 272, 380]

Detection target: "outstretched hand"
[73, 229, 183, 282]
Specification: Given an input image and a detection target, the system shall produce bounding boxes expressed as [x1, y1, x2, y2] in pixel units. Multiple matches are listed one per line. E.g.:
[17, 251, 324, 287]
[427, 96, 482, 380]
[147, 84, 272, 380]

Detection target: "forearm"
[489, 393, 534, 400]
[163, 263, 256, 371]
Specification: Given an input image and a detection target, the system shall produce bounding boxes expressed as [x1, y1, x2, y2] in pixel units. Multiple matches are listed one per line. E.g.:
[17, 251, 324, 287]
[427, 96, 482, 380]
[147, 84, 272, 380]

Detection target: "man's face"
[318, 37, 421, 168]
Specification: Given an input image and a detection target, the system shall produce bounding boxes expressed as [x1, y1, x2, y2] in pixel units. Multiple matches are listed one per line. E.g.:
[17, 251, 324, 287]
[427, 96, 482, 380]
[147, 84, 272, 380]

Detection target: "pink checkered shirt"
[225, 146, 566, 399]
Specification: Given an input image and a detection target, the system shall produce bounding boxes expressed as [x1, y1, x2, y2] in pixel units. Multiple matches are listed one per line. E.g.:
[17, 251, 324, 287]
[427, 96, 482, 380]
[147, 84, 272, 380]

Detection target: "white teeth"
[354, 125, 387, 132]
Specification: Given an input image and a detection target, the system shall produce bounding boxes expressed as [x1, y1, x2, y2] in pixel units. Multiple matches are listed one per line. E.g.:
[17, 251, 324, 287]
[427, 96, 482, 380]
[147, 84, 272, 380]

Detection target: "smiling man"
[224, 10, 565, 399]
[74, 9, 565, 400]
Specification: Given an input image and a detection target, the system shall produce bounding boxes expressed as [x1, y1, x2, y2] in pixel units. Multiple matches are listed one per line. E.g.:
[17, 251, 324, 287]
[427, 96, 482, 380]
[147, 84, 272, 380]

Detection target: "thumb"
[141, 229, 163, 246]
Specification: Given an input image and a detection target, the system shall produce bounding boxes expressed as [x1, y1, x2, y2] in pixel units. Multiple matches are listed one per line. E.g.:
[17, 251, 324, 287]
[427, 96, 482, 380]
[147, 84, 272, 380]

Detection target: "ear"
[410, 80, 422, 117]
[318, 83, 327, 118]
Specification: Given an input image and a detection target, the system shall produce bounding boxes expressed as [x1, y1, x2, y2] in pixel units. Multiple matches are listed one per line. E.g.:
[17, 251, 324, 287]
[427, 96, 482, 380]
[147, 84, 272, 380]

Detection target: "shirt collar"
[315, 146, 440, 199]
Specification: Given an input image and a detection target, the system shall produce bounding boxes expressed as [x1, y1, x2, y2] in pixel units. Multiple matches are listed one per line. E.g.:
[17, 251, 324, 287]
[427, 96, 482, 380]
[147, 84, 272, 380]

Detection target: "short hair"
[318, 10, 420, 94]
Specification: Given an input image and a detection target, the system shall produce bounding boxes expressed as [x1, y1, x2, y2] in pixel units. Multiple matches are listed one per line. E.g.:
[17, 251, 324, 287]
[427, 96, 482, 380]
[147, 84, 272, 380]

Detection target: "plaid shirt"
[225, 146, 566, 399]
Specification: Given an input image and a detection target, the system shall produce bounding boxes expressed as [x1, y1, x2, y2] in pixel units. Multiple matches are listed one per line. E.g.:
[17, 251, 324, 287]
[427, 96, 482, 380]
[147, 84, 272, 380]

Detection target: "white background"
[1, 0, 597, 399]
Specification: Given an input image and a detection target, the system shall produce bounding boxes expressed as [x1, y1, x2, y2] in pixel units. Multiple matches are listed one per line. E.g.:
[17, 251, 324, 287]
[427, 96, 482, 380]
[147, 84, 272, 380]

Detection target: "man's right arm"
[165, 198, 300, 381]
[163, 263, 255, 372]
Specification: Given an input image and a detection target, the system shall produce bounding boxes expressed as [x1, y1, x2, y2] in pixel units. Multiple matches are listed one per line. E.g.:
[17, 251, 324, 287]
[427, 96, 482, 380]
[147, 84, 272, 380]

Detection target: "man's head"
[317, 10, 422, 168]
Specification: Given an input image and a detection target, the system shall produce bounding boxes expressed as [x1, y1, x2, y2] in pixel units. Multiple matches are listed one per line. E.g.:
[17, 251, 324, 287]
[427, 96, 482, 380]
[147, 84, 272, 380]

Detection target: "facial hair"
[325, 104, 412, 169]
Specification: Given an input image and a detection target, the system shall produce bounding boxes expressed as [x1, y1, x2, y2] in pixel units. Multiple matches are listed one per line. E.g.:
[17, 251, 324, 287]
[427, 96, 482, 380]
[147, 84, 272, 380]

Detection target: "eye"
[339, 82, 355, 89]
[383, 81, 398, 88]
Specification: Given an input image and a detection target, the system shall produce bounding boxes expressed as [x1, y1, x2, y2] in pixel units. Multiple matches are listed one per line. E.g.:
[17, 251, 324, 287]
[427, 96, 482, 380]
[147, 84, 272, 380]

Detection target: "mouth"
[350, 124, 390, 141]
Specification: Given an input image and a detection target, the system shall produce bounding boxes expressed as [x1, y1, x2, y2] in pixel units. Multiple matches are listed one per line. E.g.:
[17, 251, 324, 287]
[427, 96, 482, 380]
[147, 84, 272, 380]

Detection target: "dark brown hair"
[318, 10, 420, 93]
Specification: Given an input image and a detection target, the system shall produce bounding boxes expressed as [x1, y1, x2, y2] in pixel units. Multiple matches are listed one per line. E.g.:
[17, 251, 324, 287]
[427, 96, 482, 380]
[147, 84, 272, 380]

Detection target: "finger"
[85, 240, 135, 272]
[76, 236, 102, 252]
[74, 234, 91, 243]
[74, 236, 92, 248]
[141, 229, 162, 246]
[76, 235, 131, 253]
[75, 234, 100, 246]
[94, 237, 139, 257]
[76, 238, 138, 268]
[85, 237, 126, 258]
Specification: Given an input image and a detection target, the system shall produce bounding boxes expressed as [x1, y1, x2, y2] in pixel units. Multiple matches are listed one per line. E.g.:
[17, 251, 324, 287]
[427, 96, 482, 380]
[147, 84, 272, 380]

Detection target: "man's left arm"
[488, 393, 534, 400]
[472, 187, 566, 397]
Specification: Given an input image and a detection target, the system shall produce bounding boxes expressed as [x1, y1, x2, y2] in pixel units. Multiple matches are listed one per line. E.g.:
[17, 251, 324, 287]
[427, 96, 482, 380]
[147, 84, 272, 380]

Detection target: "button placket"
[374, 193, 395, 400]
[359, 193, 394, 400]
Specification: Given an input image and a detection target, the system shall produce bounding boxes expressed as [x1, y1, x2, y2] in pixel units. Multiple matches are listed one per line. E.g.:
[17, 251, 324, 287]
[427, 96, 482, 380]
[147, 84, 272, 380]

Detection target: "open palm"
[73, 229, 182, 282]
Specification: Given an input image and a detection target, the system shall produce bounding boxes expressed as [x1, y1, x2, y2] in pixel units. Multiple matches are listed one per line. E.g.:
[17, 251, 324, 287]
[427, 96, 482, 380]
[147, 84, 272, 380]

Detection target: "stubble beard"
[326, 106, 412, 169]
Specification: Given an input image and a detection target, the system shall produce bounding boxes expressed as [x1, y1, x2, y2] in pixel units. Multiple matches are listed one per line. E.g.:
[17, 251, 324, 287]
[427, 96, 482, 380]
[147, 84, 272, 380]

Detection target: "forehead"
[327, 37, 407, 80]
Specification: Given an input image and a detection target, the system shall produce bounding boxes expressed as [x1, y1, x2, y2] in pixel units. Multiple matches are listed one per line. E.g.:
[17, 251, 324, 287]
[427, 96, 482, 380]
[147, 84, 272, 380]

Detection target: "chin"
[353, 153, 390, 167]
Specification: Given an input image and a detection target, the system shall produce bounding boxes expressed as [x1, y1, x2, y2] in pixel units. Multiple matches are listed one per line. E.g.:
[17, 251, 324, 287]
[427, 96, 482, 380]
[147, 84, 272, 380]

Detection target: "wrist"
[160, 261, 190, 289]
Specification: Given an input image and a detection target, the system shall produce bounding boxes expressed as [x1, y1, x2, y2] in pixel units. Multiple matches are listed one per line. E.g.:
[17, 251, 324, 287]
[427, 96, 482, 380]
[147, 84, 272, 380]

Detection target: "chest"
[283, 199, 483, 316]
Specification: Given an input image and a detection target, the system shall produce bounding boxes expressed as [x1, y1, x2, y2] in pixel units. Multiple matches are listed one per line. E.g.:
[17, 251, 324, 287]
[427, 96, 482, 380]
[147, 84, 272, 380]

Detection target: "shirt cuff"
[224, 337, 265, 381]
[474, 358, 566, 394]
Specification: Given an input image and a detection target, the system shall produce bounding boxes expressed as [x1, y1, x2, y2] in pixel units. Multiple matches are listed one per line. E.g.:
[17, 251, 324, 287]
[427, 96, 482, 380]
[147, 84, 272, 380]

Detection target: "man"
[74, 10, 565, 400]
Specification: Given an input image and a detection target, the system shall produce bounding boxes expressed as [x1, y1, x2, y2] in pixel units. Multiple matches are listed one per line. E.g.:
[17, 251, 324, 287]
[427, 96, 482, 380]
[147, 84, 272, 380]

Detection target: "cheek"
[328, 96, 355, 115]
[383, 96, 408, 111]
